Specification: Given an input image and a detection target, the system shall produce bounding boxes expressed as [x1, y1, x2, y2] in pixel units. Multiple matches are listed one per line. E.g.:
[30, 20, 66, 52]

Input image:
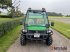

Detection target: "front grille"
[28, 30, 36, 33]
[26, 35, 47, 40]
[28, 30, 46, 33]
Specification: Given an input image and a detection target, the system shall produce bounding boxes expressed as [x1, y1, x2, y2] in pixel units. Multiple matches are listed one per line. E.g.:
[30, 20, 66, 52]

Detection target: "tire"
[46, 36, 53, 46]
[20, 35, 26, 46]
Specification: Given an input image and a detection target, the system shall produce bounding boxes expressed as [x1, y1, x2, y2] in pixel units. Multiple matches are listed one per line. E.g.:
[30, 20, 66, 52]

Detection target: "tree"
[47, 12, 63, 16]
[66, 15, 70, 17]
[0, 11, 1, 13]
[0, 0, 12, 7]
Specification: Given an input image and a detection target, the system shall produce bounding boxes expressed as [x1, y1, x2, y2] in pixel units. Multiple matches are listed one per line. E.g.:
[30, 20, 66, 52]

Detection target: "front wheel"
[46, 36, 53, 46]
[20, 35, 26, 46]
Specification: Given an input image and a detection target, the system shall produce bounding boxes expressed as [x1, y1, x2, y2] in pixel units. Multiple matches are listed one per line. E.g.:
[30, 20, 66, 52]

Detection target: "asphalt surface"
[49, 18, 70, 24]
[7, 29, 70, 52]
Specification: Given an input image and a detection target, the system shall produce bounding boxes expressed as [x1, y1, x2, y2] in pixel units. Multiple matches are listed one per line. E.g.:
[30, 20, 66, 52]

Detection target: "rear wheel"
[46, 36, 53, 46]
[20, 35, 26, 46]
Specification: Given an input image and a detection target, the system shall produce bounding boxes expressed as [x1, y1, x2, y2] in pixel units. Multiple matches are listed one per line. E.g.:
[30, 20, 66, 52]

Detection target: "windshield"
[27, 12, 48, 26]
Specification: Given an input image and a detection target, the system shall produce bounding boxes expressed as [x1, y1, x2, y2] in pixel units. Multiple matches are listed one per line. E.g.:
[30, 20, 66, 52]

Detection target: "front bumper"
[23, 33, 49, 40]
[21, 30, 53, 40]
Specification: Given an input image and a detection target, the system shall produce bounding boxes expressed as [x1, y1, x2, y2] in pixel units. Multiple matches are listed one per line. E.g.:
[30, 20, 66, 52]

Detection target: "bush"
[0, 15, 12, 18]
[0, 18, 23, 37]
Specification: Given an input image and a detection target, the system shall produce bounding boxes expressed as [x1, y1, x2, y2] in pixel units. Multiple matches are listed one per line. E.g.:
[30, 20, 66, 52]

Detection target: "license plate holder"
[34, 33, 40, 37]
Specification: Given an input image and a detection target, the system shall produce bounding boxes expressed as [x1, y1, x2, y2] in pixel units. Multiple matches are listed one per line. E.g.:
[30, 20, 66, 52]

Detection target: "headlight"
[22, 29, 27, 32]
[47, 30, 51, 33]
[47, 30, 53, 35]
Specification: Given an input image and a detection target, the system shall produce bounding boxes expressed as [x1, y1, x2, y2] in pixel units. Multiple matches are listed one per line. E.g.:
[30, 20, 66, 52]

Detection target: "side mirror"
[51, 22, 54, 26]
[45, 24, 50, 28]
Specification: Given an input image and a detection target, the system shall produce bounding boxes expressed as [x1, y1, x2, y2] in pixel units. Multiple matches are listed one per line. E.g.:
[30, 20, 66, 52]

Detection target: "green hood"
[27, 25, 47, 30]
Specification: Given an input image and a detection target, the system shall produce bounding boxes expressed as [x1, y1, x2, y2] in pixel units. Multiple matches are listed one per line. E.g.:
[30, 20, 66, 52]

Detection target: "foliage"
[0, 11, 1, 13]
[0, 0, 12, 7]
[47, 12, 63, 16]
[0, 25, 22, 52]
[0, 17, 24, 37]
[66, 15, 70, 17]
[0, 15, 12, 18]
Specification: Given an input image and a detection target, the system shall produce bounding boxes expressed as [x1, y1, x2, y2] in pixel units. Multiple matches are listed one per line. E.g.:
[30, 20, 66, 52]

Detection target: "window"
[27, 12, 48, 25]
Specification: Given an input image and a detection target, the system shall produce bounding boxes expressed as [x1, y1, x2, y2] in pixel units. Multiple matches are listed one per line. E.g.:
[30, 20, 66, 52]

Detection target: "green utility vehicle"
[20, 8, 54, 46]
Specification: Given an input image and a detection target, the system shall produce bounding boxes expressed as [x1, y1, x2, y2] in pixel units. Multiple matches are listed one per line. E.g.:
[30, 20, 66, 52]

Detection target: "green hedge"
[0, 18, 23, 37]
[0, 15, 12, 18]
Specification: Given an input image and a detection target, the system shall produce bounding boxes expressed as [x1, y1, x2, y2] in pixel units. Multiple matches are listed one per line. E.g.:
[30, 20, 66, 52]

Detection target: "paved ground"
[49, 18, 70, 24]
[7, 29, 70, 52]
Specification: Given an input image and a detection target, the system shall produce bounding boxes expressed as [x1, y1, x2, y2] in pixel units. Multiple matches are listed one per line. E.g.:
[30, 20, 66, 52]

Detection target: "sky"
[2, 0, 70, 15]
